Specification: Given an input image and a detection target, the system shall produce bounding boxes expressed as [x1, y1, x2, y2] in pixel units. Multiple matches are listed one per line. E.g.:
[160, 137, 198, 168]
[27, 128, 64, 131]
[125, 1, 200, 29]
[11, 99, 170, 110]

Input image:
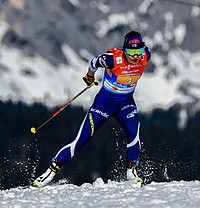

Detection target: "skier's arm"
[89, 52, 114, 72]
[83, 52, 114, 86]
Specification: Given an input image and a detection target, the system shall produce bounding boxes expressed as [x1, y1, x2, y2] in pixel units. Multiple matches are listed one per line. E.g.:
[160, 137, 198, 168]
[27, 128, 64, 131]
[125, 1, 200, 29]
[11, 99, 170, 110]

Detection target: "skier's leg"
[54, 109, 108, 165]
[116, 103, 143, 183]
[32, 105, 111, 187]
[117, 104, 140, 161]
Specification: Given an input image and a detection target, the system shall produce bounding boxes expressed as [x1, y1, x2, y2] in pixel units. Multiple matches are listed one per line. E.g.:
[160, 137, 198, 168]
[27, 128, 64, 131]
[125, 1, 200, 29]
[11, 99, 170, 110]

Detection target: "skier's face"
[125, 53, 142, 64]
[124, 47, 144, 64]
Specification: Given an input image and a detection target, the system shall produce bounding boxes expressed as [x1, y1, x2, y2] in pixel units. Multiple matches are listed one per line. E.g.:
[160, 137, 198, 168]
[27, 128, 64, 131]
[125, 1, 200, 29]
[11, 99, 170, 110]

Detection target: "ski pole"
[30, 82, 97, 134]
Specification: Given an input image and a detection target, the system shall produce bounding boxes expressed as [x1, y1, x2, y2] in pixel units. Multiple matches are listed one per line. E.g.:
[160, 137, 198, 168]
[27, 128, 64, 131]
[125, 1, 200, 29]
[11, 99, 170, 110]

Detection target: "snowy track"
[1, 179, 200, 208]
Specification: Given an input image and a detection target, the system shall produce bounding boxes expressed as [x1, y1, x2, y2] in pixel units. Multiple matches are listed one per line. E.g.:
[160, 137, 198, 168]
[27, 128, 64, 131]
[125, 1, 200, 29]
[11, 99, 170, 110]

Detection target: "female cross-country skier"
[32, 31, 151, 187]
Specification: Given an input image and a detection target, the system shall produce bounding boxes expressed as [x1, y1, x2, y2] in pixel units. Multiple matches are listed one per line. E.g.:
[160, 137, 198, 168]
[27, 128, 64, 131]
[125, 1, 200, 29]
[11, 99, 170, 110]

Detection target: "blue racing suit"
[54, 47, 151, 165]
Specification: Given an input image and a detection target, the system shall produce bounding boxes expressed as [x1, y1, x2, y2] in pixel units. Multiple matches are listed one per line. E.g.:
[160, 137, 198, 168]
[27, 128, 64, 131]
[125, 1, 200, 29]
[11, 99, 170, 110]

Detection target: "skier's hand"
[83, 73, 98, 87]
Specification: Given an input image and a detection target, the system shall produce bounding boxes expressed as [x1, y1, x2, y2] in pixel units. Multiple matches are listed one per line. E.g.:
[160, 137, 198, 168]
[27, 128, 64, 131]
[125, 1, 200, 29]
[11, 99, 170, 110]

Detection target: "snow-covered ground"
[0, 179, 200, 208]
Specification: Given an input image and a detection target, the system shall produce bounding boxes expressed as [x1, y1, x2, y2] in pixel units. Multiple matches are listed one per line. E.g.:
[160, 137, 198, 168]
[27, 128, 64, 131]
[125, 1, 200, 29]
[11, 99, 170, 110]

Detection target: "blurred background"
[0, 0, 200, 190]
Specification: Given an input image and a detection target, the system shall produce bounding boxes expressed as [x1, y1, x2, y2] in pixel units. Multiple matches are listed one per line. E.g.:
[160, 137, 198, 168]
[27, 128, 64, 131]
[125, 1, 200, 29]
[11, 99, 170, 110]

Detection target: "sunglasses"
[125, 47, 145, 56]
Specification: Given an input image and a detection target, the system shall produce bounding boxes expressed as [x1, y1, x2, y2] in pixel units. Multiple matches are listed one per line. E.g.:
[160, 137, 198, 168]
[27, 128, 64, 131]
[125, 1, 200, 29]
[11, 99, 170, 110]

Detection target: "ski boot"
[126, 160, 144, 186]
[32, 159, 63, 188]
